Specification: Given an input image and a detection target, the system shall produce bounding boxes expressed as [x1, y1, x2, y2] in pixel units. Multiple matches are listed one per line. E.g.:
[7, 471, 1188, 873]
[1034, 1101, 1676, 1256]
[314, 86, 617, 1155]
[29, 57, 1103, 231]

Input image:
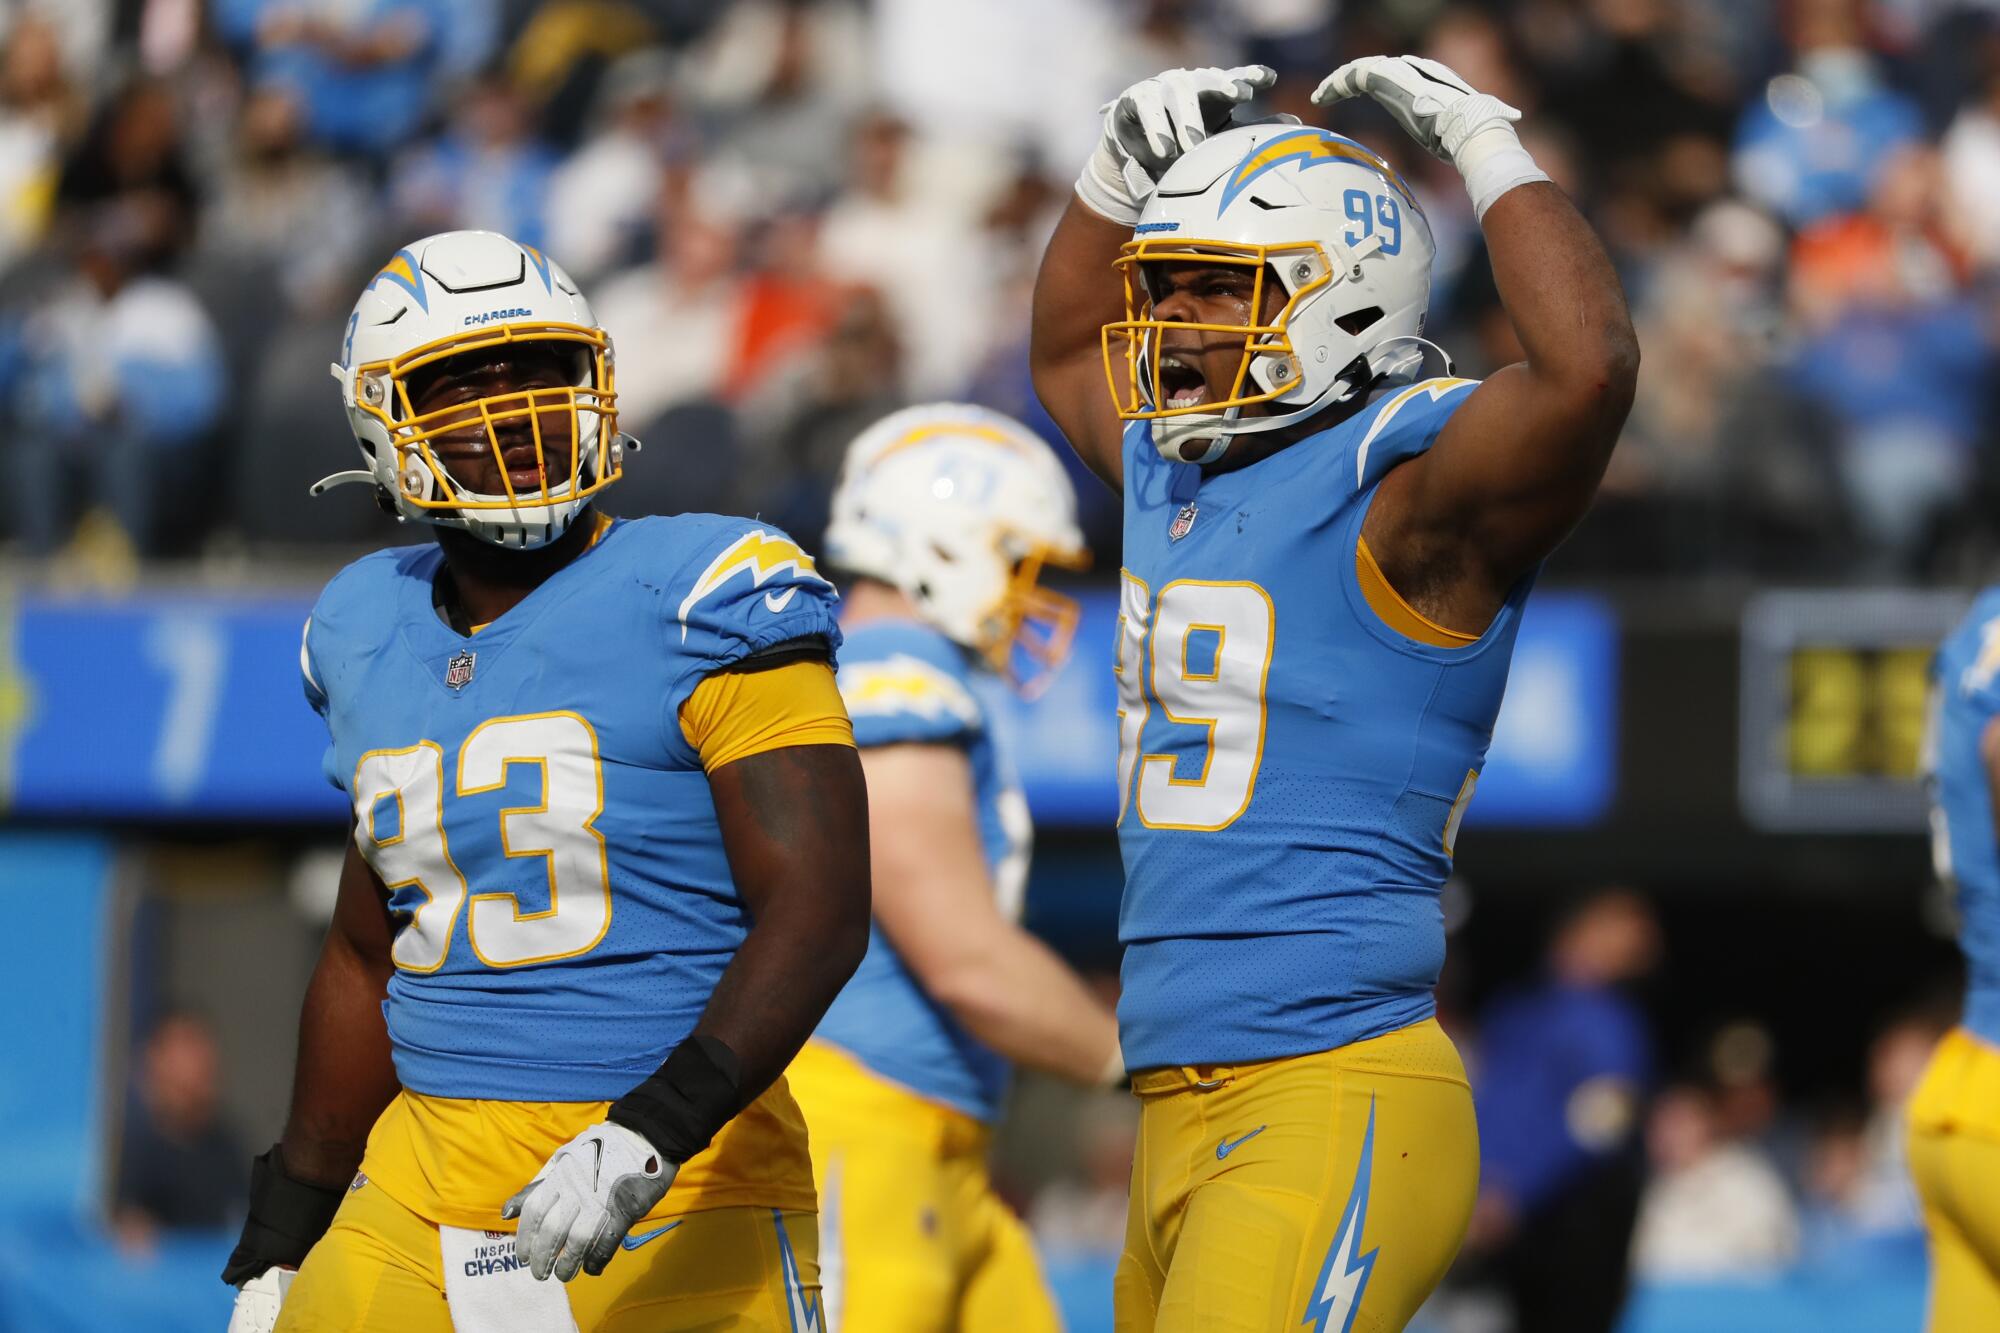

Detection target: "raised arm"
[1320, 57, 1638, 627]
[223, 837, 399, 1288]
[862, 743, 1120, 1085]
[1031, 65, 1277, 492]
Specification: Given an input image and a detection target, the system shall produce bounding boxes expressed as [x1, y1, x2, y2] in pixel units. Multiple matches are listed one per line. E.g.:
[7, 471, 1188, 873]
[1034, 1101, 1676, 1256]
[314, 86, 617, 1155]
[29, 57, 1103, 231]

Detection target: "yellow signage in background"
[1788, 645, 1931, 782]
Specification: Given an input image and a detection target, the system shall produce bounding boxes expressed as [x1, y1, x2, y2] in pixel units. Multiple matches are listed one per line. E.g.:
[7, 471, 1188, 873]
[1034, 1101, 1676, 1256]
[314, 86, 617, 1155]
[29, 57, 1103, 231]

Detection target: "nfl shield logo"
[445, 650, 477, 690]
[1169, 502, 1199, 541]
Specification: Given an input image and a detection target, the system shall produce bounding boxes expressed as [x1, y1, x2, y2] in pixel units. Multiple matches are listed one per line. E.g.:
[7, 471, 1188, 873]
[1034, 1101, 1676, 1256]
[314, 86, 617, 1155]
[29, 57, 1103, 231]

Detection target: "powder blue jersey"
[1930, 590, 2000, 1046]
[811, 620, 1028, 1122]
[300, 514, 842, 1101]
[1115, 378, 1532, 1071]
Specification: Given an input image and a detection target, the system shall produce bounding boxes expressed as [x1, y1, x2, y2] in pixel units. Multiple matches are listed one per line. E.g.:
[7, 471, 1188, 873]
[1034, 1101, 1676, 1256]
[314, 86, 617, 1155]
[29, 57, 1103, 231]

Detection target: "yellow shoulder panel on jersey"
[679, 659, 854, 772]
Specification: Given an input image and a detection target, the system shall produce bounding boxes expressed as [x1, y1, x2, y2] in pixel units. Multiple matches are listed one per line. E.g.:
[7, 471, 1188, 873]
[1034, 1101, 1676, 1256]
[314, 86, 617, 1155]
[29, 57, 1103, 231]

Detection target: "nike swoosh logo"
[620, 1220, 683, 1251]
[764, 588, 799, 613]
[1216, 1126, 1267, 1160]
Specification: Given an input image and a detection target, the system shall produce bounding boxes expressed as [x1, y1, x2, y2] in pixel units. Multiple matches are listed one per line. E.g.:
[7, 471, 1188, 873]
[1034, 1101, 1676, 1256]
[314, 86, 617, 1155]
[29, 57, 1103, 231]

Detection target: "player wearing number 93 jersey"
[220, 230, 870, 1333]
[1032, 57, 1637, 1332]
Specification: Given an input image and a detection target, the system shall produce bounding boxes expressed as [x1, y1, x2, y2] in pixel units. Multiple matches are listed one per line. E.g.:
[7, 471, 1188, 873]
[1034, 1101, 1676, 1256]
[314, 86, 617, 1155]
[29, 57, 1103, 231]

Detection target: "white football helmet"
[316, 230, 626, 548]
[825, 404, 1089, 696]
[1103, 124, 1442, 464]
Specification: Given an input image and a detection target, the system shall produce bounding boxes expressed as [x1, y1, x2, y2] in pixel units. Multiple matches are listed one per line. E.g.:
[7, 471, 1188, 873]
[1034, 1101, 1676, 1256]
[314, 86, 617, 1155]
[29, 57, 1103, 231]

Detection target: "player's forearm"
[695, 743, 871, 1101]
[934, 929, 1120, 1085]
[692, 873, 869, 1101]
[1480, 182, 1638, 437]
[278, 933, 399, 1186]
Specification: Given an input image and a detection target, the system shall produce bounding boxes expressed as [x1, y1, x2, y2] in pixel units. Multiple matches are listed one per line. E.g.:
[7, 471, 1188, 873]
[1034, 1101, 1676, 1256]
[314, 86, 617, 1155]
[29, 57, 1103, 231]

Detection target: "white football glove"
[1076, 64, 1278, 225]
[225, 1267, 294, 1333]
[502, 1120, 677, 1282]
[1313, 54, 1549, 220]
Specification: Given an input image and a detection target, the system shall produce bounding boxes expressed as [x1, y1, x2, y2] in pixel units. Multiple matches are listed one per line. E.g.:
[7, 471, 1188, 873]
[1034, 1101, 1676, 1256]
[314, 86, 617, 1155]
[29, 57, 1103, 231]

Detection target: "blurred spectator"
[545, 51, 680, 284]
[0, 16, 82, 268]
[1631, 1081, 1801, 1279]
[679, 0, 871, 200]
[214, 0, 453, 159]
[870, 0, 1124, 173]
[199, 84, 371, 316]
[390, 75, 558, 250]
[1797, 1012, 1935, 1258]
[819, 111, 994, 398]
[0, 1, 111, 81]
[1029, 1092, 1138, 1259]
[736, 284, 904, 546]
[1465, 889, 1660, 1333]
[592, 181, 746, 427]
[54, 77, 197, 272]
[111, 1012, 243, 1247]
[1732, 0, 1924, 228]
[1941, 31, 2000, 272]
[7, 204, 224, 557]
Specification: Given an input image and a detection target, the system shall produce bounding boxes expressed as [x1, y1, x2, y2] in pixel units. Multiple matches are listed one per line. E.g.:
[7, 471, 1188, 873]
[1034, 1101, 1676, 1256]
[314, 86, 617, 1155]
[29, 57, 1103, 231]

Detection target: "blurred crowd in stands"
[3, 0, 2000, 581]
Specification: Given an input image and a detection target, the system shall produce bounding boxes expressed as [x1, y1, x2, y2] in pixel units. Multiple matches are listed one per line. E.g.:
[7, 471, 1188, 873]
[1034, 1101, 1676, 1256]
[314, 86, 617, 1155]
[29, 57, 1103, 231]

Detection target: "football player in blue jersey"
[783, 403, 1124, 1332]
[1915, 602, 2000, 1329]
[220, 230, 869, 1333]
[1029, 56, 1638, 1331]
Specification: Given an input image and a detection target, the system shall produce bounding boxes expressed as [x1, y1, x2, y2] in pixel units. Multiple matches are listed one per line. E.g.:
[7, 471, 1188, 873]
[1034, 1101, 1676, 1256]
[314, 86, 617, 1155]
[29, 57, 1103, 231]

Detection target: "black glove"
[220, 1146, 347, 1286]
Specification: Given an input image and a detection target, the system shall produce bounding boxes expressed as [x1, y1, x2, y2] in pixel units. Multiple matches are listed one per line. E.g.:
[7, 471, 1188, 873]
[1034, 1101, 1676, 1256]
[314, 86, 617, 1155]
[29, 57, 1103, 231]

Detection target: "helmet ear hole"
[1336, 306, 1384, 336]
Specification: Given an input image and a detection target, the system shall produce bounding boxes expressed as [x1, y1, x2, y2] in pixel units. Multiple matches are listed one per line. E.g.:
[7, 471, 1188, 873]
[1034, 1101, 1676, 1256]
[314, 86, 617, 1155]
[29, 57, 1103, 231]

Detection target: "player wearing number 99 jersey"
[220, 231, 869, 1333]
[1032, 58, 1637, 1332]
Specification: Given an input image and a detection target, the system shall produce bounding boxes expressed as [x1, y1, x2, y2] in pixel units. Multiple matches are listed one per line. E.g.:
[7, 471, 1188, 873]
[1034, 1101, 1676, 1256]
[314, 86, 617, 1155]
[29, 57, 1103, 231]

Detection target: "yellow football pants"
[275, 1175, 821, 1332]
[787, 1040, 1062, 1333]
[1116, 1018, 1478, 1333]
[1911, 1027, 2000, 1331]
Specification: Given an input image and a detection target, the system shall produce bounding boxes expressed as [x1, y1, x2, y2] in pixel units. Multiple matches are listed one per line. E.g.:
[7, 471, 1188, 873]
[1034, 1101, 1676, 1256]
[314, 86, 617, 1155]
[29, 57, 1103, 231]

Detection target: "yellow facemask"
[983, 540, 1091, 700]
[1100, 237, 1334, 423]
[349, 320, 621, 513]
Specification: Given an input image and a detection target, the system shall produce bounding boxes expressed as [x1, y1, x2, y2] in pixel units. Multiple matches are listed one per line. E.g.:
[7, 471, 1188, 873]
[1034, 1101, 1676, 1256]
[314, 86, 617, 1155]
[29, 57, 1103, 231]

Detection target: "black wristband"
[219, 1145, 347, 1286]
[606, 1034, 743, 1166]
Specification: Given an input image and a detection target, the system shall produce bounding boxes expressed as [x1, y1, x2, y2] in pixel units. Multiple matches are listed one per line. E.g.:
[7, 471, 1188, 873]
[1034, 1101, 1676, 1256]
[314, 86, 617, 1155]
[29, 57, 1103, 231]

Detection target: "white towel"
[440, 1225, 581, 1333]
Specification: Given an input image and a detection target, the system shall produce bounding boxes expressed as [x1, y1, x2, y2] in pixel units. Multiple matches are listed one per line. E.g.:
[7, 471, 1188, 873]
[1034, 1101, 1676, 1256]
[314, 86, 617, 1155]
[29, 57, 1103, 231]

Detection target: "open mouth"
[1157, 353, 1210, 409]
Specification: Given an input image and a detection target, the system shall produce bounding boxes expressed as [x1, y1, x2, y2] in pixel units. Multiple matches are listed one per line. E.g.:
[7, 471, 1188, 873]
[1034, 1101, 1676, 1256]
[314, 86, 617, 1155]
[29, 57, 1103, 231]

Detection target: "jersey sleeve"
[662, 521, 844, 722]
[1350, 377, 1481, 492]
[837, 650, 986, 750]
[678, 658, 855, 772]
[299, 610, 346, 792]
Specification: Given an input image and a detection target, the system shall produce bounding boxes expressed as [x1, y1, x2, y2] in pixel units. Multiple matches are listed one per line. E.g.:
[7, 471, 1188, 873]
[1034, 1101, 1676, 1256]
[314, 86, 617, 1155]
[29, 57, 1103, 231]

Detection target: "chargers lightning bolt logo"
[1302, 1097, 1380, 1333]
[676, 529, 831, 641]
[772, 1208, 822, 1332]
[1216, 129, 1422, 216]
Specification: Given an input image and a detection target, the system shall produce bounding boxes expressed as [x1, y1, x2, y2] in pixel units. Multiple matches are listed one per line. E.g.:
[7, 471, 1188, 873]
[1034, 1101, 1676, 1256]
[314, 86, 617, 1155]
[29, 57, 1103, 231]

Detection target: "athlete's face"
[405, 342, 583, 499]
[1143, 260, 1286, 420]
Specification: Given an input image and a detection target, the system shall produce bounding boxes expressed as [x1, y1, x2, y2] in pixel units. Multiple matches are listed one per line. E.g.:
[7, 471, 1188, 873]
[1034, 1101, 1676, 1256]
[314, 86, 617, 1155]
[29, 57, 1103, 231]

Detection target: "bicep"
[1399, 364, 1619, 574]
[707, 743, 870, 921]
[858, 744, 1004, 982]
